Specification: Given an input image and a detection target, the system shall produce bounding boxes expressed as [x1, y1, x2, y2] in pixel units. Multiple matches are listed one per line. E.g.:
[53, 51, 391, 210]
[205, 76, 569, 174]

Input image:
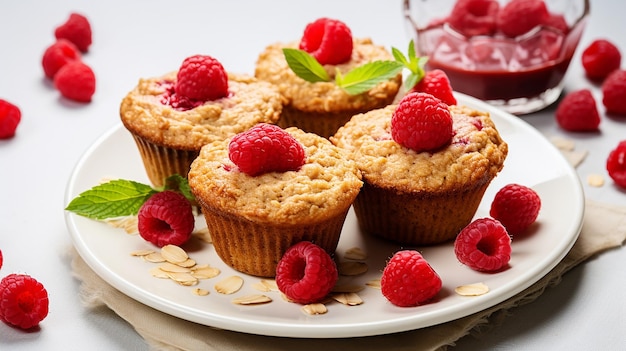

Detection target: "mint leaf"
[335, 60, 404, 95]
[392, 40, 428, 91]
[161, 174, 195, 203]
[282, 48, 330, 82]
[65, 179, 158, 220]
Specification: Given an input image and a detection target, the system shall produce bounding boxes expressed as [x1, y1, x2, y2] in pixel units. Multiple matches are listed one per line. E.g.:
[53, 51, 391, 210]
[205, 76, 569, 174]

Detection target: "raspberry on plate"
[0, 273, 49, 330]
[228, 123, 306, 176]
[53, 61, 96, 102]
[582, 39, 621, 82]
[454, 217, 511, 272]
[299, 17, 353, 65]
[0, 99, 22, 139]
[175, 55, 228, 101]
[54, 13, 92, 53]
[555, 89, 600, 132]
[391, 92, 453, 152]
[606, 140, 626, 189]
[602, 69, 626, 116]
[411, 69, 457, 106]
[490, 183, 541, 236]
[496, 0, 549, 38]
[41, 39, 81, 79]
[138, 190, 195, 247]
[275, 241, 338, 304]
[448, 0, 500, 37]
[380, 250, 442, 307]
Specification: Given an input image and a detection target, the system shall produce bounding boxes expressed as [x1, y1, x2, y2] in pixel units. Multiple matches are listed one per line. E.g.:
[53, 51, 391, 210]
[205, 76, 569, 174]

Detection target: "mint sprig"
[391, 40, 428, 91]
[283, 48, 330, 82]
[65, 175, 194, 220]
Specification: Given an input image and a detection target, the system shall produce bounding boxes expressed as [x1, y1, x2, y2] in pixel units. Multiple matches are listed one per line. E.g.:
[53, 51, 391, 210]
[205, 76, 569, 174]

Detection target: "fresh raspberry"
[497, 0, 549, 38]
[380, 250, 442, 307]
[275, 241, 338, 304]
[0, 250, 3, 270]
[54, 13, 92, 53]
[0, 99, 22, 139]
[53, 61, 96, 102]
[454, 218, 511, 272]
[602, 69, 626, 116]
[41, 39, 81, 79]
[391, 92, 453, 152]
[411, 69, 457, 106]
[137, 191, 195, 248]
[299, 17, 353, 65]
[606, 140, 626, 189]
[490, 183, 541, 236]
[228, 123, 306, 176]
[175, 55, 228, 101]
[447, 0, 500, 37]
[0, 274, 49, 330]
[555, 89, 600, 132]
[544, 13, 569, 34]
[582, 39, 622, 81]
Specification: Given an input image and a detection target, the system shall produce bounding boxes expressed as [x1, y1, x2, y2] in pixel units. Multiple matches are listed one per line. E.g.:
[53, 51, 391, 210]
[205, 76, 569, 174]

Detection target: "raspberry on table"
[138, 191, 195, 247]
[0, 273, 49, 330]
[0, 250, 3, 270]
[490, 183, 541, 236]
[175, 55, 229, 101]
[602, 69, 626, 116]
[391, 92, 453, 153]
[0, 99, 22, 139]
[411, 69, 457, 106]
[53, 61, 96, 102]
[582, 39, 621, 82]
[496, 0, 549, 38]
[299, 17, 353, 65]
[606, 140, 626, 189]
[54, 13, 92, 53]
[42, 39, 81, 79]
[448, 0, 500, 37]
[275, 241, 338, 304]
[380, 250, 442, 307]
[228, 123, 306, 176]
[555, 89, 600, 132]
[454, 218, 511, 272]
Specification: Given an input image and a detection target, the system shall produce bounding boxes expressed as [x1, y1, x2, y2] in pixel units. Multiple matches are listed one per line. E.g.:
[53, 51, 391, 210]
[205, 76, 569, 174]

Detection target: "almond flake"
[158, 262, 191, 273]
[365, 279, 381, 289]
[194, 227, 212, 243]
[332, 292, 363, 306]
[587, 174, 605, 187]
[150, 267, 170, 279]
[302, 303, 328, 315]
[130, 249, 154, 257]
[338, 261, 368, 276]
[192, 288, 210, 296]
[344, 247, 367, 260]
[232, 294, 272, 305]
[191, 266, 221, 279]
[161, 245, 189, 263]
[177, 258, 197, 268]
[167, 272, 198, 286]
[215, 276, 244, 295]
[455, 282, 489, 296]
[143, 252, 166, 263]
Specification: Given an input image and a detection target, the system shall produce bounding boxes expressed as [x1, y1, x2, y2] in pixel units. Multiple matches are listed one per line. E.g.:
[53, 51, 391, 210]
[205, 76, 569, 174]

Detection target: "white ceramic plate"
[65, 93, 584, 338]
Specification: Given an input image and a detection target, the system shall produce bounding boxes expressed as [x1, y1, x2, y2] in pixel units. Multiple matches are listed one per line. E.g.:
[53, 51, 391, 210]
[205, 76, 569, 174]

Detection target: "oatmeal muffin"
[188, 126, 363, 277]
[120, 55, 283, 187]
[331, 101, 508, 245]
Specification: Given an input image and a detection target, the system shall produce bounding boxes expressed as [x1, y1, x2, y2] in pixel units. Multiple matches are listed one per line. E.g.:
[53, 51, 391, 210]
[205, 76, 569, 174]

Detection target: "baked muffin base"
[131, 134, 198, 187]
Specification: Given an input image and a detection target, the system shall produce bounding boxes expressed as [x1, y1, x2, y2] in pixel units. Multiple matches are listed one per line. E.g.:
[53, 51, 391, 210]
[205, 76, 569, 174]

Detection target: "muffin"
[120, 55, 283, 187]
[188, 124, 363, 277]
[331, 94, 508, 245]
[255, 17, 401, 138]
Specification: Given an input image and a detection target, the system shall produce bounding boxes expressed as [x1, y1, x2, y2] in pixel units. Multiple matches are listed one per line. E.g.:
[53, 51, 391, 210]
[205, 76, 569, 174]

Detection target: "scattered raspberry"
[555, 89, 600, 132]
[582, 39, 622, 81]
[448, 0, 500, 37]
[490, 183, 541, 236]
[602, 69, 626, 116]
[454, 218, 511, 272]
[0, 274, 49, 330]
[0, 99, 21, 139]
[391, 92, 453, 152]
[137, 191, 195, 247]
[380, 250, 442, 307]
[0, 250, 3, 270]
[497, 0, 549, 38]
[54, 13, 92, 53]
[41, 39, 81, 79]
[275, 241, 338, 304]
[411, 69, 457, 106]
[606, 140, 626, 188]
[175, 55, 228, 101]
[53, 61, 96, 102]
[299, 17, 353, 65]
[228, 123, 306, 176]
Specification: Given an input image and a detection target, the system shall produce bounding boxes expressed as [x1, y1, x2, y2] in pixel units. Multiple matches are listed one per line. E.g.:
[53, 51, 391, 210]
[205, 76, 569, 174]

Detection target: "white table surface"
[1, 0, 624, 350]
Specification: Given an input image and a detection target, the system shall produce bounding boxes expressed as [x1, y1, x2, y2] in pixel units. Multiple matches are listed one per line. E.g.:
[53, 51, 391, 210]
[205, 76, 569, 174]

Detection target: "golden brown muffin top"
[120, 72, 284, 150]
[254, 38, 401, 113]
[188, 127, 363, 225]
[331, 105, 508, 194]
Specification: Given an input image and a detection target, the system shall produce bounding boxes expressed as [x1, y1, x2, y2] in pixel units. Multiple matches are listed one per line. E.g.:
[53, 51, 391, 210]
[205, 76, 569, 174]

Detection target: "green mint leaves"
[65, 174, 193, 220]
[282, 40, 426, 95]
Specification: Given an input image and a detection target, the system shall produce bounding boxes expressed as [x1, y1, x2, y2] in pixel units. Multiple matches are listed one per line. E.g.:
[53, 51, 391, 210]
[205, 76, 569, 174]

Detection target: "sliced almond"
[332, 292, 363, 306]
[455, 282, 489, 296]
[191, 265, 220, 279]
[232, 294, 272, 305]
[130, 249, 154, 257]
[144, 252, 166, 263]
[587, 174, 605, 187]
[338, 261, 368, 276]
[150, 267, 170, 279]
[167, 272, 198, 286]
[344, 247, 367, 261]
[194, 227, 212, 243]
[192, 288, 210, 296]
[365, 279, 381, 289]
[215, 276, 244, 295]
[302, 303, 328, 315]
[260, 279, 278, 292]
[177, 258, 197, 268]
[158, 262, 191, 273]
[161, 245, 189, 263]
[550, 135, 576, 151]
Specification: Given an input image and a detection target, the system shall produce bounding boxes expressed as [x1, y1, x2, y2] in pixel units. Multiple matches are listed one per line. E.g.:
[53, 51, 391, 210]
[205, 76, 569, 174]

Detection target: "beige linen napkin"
[70, 200, 626, 351]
